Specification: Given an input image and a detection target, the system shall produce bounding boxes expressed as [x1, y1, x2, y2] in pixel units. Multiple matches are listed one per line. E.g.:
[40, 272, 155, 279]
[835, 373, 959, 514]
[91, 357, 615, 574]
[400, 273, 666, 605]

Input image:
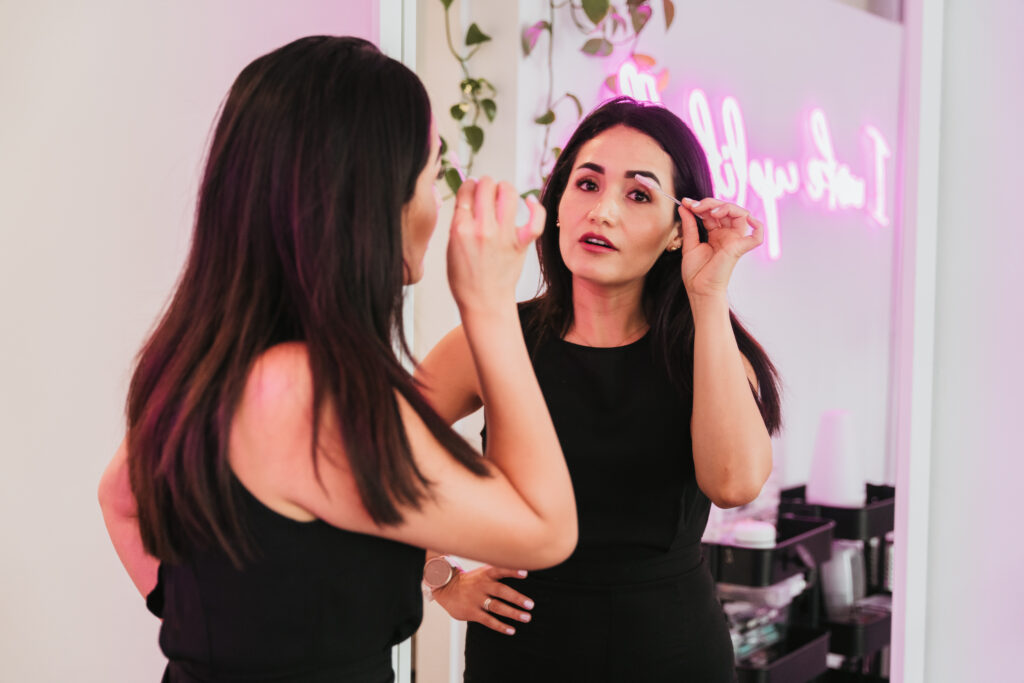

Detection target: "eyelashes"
[573, 177, 651, 203]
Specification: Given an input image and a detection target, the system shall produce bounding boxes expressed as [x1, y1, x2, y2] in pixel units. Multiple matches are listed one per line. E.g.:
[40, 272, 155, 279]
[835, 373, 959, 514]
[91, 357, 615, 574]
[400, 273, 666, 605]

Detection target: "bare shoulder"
[230, 342, 318, 521]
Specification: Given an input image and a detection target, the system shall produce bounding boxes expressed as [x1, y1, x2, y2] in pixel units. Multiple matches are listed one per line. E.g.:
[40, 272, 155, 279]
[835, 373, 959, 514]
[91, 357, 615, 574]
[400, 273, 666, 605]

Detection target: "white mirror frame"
[380, 6, 419, 681]
[891, 1, 943, 681]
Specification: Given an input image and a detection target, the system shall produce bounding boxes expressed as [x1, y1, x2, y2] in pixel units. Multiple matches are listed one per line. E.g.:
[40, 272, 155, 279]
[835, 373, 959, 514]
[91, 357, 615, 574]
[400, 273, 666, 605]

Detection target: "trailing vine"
[436, 0, 676, 197]
[438, 0, 497, 195]
[521, 0, 676, 194]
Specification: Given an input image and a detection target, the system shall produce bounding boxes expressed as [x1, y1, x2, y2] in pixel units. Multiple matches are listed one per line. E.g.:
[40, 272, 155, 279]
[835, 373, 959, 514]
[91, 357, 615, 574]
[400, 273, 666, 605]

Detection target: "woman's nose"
[587, 193, 619, 226]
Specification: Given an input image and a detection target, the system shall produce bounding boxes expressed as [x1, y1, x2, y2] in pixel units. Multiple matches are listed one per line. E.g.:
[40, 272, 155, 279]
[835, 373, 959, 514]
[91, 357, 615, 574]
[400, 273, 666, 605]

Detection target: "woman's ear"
[666, 222, 683, 252]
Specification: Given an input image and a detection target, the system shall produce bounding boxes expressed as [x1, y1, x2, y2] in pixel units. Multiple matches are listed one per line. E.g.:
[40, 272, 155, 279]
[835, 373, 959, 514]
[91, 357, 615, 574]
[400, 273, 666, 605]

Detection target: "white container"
[820, 538, 867, 620]
[806, 410, 867, 508]
[731, 519, 777, 549]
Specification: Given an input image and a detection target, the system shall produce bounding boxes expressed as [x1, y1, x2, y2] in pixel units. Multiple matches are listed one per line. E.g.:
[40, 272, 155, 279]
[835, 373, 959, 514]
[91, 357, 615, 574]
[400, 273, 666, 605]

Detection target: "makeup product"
[731, 519, 777, 549]
[634, 174, 682, 206]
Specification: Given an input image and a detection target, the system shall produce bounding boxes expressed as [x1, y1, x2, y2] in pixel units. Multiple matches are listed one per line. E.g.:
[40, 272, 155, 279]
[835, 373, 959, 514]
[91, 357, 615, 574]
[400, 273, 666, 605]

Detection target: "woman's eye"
[628, 190, 651, 203]
[576, 178, 598, 191]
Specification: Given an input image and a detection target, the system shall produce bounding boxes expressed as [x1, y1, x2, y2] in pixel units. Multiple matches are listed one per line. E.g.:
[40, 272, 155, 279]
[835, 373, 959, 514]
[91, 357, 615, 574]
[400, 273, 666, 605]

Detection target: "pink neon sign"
[615, 61, 892, 260]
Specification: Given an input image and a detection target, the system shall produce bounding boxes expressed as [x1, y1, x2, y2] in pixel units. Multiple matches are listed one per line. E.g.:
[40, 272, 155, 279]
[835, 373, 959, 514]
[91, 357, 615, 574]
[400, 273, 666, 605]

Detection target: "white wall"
[0, 3, 378, 681]
[923, 0, 1024, 679]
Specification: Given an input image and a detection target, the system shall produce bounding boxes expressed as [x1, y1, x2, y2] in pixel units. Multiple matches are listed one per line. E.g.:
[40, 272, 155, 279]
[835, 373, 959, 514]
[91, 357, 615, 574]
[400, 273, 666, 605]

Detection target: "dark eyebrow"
[626, 170, 662, 186]
[577, 163, 662, 188]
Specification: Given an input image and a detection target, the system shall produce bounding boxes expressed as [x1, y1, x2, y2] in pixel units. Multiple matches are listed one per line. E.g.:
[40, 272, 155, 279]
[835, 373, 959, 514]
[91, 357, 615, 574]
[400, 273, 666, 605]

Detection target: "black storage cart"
[780, 484, 896, 680]
[703, 514, 836, 682]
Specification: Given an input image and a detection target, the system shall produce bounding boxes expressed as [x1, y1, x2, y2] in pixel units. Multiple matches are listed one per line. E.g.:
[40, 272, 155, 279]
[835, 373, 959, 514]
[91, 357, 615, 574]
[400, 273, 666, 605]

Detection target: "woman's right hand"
[446, 177, 545, 315]
[433, 565, 535, 635]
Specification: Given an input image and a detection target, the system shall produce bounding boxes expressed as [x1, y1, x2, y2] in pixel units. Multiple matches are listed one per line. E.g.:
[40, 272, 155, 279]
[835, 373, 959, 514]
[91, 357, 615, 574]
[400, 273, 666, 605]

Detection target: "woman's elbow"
[705, 455, 773, 509]
[520, 517, 578, 570]
[709, 481, 765, 509]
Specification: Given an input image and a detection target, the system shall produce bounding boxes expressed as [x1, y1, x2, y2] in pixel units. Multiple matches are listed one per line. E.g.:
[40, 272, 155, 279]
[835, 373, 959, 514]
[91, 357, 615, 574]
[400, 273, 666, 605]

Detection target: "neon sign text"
[615, 61, 893, 260]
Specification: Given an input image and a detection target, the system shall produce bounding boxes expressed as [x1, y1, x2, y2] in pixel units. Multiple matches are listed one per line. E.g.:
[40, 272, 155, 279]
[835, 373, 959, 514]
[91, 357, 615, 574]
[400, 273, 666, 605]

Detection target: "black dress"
[464, 306, 736, 682]
[149, 476, 423, 682]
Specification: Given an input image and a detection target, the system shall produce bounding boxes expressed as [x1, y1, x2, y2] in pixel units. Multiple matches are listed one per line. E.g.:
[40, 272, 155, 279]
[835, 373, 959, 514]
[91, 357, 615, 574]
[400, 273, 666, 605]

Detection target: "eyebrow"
[577, 162, 662, 188]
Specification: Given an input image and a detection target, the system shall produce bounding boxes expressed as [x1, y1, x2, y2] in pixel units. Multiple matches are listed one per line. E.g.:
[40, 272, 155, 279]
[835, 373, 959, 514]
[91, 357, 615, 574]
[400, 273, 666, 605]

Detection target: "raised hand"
[446, 177, 545, 315]
[677, 197, 764, 299]
[432, 565, 535, 636]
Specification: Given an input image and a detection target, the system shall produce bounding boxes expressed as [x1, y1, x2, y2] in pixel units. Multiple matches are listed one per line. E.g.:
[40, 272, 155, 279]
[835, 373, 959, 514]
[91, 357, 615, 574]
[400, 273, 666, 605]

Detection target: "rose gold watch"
[423, 555, 460, 591]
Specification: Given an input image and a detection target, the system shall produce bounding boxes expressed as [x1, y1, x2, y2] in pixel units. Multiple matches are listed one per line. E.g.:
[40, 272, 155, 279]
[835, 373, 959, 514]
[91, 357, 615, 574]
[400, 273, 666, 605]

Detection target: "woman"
[417, 97, 781, 681]
[97, 36, 577, 682]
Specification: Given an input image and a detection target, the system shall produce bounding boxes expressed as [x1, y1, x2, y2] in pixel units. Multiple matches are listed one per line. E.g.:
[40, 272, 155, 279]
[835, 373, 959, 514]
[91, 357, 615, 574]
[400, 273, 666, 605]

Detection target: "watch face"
[424, 558, 453, 589]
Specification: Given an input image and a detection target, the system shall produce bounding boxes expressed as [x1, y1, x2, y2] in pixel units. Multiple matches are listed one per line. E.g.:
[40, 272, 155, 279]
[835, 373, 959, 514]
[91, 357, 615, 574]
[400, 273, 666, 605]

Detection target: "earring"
[666, 244, 680, 252]
[556, 219, 561, 228]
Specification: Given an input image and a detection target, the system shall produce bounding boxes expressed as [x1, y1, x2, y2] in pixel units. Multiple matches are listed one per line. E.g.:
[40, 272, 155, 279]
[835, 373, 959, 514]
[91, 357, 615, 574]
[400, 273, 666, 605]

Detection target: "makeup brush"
[635, 174, 683, 206]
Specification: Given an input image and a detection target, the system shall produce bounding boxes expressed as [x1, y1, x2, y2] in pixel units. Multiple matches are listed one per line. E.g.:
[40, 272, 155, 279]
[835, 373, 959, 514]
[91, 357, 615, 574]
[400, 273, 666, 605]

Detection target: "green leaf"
[439, 0, 454, 8]
[663, 0, 676, 29]
[444, 167, 462, 194]
[630, 5, 652, 33]
[581, 38, 614, 57]
[520, 189, 541, 200]
[465, 23, 491, 46]
[552, 146, 563, 159]
[604, 75, 619, 93]
[565, 93, 583, 119]
[481, 98, 497, 123]
[439, 136, 448, 156]
[534, 110, 556, 125]
[521, 20, 550, 57]
[463, 125, 484, 153]
[460, 78, 479, 95]
[476, 78, 496, 96]
[450, 103, 467, 121]
[626, 0, 646, 8]
[581, 0, 610, 25]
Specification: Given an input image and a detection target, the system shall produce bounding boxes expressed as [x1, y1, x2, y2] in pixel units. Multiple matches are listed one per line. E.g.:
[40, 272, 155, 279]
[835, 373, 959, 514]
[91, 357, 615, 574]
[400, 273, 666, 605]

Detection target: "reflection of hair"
[127, 36, 485, 567]
[531, 97, 781, 433]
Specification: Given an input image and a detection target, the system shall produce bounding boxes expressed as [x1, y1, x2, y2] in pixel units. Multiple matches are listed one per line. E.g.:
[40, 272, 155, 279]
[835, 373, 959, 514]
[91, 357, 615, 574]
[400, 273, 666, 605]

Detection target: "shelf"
[825, 609, 891, 658]
[704, 515, 835, 587]
[779, 485, 894, 541]
[818, 670, 889, 682]
[736, 627, 830, 683]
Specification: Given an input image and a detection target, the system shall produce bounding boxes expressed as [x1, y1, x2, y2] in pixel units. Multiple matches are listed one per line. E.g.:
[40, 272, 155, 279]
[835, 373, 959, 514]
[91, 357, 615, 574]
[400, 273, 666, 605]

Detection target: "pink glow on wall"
[685, 90, 892, 260]
[806, 108, 867, 211]
[863, 125, 892, 227]
[617, 61, 661, 103]
[610, 61, 893, 259]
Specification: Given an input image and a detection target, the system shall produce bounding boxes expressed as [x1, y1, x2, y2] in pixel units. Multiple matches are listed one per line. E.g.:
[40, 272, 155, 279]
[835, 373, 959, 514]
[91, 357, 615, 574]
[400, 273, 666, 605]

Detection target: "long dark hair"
[127, 36, 486, 568]
[530, 97, 781, 433]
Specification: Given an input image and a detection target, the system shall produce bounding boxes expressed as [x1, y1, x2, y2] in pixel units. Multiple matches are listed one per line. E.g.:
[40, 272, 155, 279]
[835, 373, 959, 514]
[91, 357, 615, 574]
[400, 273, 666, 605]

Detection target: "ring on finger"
[483, 597, 492, 612]
[457, 203, 472, 211]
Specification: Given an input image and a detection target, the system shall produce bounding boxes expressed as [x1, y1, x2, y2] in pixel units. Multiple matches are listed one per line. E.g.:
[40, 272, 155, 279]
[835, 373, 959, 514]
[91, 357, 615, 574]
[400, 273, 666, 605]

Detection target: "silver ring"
[458, 203, 472, 211]
[483, 597, 492, 612]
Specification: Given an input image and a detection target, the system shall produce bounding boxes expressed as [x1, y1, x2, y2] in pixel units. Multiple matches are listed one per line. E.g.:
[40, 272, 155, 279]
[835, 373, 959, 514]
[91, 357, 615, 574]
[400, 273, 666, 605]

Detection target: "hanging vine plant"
[521, 0, 676, 195]
[438, 0, 497, 195]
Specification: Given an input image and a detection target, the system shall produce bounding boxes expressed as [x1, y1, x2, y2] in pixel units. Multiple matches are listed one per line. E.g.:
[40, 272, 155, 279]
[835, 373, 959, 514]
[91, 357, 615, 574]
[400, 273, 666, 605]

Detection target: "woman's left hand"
[677, 198, 764, 299]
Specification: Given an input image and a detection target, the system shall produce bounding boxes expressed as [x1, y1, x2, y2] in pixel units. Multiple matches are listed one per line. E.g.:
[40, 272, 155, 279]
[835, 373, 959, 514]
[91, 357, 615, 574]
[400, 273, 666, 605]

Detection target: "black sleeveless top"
[151, 477, 423, 682]
[514, 303, 712, 584]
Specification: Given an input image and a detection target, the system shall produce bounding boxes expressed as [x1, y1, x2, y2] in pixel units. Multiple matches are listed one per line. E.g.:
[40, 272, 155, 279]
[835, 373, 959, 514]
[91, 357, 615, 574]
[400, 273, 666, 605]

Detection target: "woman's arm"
[689, 297, 772, 507]
[678, 198, 773, 508]
[233, 178, 577, 570]
[415, 324, 482, 425]
[98, 439, 159, 597]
